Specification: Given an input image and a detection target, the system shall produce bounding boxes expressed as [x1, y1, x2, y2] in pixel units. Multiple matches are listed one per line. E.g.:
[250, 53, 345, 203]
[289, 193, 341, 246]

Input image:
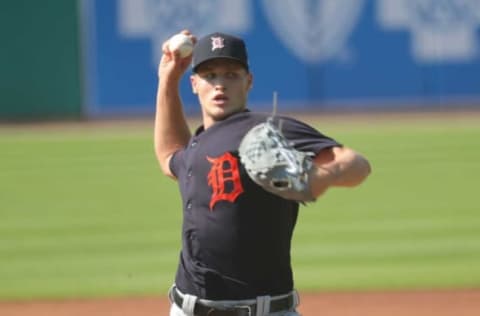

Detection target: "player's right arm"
[310, 146, 371, 198]
[154, 31, 196, 178]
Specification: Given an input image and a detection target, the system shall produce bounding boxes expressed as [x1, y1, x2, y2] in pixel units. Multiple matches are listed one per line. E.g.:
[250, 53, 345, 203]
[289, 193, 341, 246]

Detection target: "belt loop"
[168, 284, 176, 303]
[292, 289, 300, 308]
[181, 293, 197, 316]
[256, 295, 270, 316]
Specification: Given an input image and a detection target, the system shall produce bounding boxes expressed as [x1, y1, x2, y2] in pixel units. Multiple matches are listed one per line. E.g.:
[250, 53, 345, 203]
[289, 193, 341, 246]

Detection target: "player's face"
[191, 59, 252, 128]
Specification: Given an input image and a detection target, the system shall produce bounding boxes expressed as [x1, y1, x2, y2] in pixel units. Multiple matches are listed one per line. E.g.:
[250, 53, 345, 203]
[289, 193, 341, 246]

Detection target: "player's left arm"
[309, 146, 371, 198]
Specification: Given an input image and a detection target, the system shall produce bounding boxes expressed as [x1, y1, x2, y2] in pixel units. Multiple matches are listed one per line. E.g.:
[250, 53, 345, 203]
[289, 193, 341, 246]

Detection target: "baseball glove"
[238, 116, 316, 202]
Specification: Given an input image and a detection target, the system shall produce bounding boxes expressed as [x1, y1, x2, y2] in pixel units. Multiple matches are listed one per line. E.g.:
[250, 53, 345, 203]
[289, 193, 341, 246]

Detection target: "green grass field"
[1, 113, 479, 301]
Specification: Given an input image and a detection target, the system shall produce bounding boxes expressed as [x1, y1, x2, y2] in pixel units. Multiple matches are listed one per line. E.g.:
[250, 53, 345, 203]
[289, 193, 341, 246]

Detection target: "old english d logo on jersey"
[207, 152, 244, 210]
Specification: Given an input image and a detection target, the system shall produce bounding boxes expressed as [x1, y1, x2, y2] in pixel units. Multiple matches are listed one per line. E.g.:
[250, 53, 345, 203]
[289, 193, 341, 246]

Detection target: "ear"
[190, 74, 197, 94]
[246, 73, 253, 91]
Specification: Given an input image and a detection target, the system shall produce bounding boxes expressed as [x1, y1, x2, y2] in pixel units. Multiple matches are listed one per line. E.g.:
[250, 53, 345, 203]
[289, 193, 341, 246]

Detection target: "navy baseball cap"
[192, 32, 249, 72]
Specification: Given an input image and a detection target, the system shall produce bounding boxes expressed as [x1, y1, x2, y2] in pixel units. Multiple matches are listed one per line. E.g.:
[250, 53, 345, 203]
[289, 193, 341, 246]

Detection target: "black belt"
[172, 288, 294, 316]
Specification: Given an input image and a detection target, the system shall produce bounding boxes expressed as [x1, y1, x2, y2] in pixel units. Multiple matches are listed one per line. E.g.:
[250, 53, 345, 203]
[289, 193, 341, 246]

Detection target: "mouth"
[212, 94, 229, 104]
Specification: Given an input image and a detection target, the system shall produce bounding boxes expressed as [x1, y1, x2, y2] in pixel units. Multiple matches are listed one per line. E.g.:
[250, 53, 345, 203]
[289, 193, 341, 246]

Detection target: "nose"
[213, 80, 226, 91]
[208, 74, 228, 89]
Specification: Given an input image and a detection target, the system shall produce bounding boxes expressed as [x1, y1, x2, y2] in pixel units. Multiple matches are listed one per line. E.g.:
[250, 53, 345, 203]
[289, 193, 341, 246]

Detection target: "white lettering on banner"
[260, 0, 365, 63]
[377, 0, 480, 63]
[117, 0, 252, 66]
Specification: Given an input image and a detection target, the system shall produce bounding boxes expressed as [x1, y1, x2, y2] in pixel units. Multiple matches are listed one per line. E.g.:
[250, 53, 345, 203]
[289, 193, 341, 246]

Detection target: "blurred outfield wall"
[2, 0, 480, 120]
[0, 1, 82, 120]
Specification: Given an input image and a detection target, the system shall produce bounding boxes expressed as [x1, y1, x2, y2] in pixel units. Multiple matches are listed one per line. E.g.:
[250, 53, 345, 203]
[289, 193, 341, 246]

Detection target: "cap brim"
[193, 56, 249, 72]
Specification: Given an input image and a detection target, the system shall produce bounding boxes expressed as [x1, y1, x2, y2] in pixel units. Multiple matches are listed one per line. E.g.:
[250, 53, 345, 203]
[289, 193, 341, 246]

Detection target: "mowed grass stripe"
[0, 271, 174, 300]
[293, 259, 480, 291]
[0, 230, 179, 256]
[295, 226, 480, 244]
[293, 235, 480, 260]
[0, 217, 181, 235]
[1, 248, 179, 278]
[296, 215, 480, 234]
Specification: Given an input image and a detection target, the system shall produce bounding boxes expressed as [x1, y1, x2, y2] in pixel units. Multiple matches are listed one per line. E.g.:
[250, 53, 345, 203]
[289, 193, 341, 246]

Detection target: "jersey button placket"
[186, 138, 198, 211]
[187, 169, 193, 178]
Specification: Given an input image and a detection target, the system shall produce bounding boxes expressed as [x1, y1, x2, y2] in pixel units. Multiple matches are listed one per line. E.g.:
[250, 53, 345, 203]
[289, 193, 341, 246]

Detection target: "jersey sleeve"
[279, 116, 341, 154]
[169, 149, 185, 178]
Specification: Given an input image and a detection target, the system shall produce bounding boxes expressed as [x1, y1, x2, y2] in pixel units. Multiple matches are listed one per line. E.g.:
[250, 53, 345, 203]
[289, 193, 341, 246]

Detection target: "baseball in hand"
[168, 34, 193, 58]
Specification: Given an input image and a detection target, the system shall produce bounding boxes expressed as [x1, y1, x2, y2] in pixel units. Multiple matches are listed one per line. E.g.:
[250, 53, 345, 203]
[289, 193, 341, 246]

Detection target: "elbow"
[365, 158, 372, 177]
[350, 155, 372, 187]
[362, 160, 372, 182]
[333, 151, 372, 188]
[359, 154, 372, 178]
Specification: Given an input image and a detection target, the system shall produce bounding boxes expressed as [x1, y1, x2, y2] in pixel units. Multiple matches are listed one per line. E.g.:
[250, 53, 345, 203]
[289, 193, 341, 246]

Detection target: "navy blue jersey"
[169, 110, 340, 300]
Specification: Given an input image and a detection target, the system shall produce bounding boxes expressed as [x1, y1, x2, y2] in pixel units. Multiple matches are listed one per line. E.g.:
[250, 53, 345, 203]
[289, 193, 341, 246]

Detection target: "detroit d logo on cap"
[211, 36, 225, 51]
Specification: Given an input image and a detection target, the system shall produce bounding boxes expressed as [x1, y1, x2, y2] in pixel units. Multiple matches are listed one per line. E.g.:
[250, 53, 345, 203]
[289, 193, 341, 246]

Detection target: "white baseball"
[168, 34, 193, 58]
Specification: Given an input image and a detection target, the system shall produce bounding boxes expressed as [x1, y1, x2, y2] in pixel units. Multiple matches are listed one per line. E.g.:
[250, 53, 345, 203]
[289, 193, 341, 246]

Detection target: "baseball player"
[155, 30, 371, 316]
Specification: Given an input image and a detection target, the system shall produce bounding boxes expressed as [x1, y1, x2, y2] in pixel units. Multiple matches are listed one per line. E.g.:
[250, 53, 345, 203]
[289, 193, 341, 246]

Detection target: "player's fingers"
[161, 39, 182, 64]
[162, 40, 171, 54]
[180, 29, 197, 45]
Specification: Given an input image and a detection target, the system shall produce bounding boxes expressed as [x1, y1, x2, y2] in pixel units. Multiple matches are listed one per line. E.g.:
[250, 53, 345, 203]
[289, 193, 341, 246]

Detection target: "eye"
[226, 72, 239, 79]
[204, 73, 216, 80]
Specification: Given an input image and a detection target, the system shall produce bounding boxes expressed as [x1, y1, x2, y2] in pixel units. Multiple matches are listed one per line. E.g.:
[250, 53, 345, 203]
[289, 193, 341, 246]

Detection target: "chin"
[210, 106, 230, 117]
[207, 104, 244, 121]
[212, 112, 229, 122]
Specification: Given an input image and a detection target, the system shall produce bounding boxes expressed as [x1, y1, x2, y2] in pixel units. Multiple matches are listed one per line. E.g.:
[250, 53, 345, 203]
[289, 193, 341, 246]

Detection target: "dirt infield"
[2, 289, 480, 316]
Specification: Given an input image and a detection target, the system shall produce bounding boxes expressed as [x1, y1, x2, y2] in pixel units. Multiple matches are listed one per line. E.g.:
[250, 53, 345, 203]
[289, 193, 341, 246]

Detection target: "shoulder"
[274, 114, 317, 134]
